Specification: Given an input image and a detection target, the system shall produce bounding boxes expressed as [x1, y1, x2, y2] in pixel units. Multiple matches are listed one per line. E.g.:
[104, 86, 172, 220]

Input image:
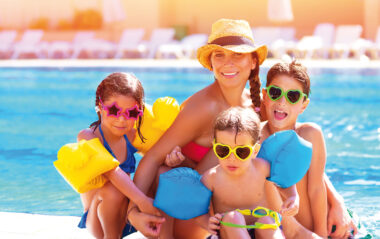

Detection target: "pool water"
[0, 66, 379, 236]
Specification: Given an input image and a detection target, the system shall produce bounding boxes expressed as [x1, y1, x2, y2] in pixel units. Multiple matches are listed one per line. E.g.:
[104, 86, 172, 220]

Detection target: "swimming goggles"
[100, 99, 143, 120]
[266, 85, 307, 104]
[220, 207, 282, 230]
[212, 141, 260, 161]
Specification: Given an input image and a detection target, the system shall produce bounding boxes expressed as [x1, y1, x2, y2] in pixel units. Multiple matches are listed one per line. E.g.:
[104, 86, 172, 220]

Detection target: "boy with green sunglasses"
[197, 107, 299, 239]
[261, 61, 358, 238]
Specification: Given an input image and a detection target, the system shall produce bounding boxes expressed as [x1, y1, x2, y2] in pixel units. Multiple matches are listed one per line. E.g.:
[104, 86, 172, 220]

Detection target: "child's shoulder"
[253, 157, 271, 175]
[77, 128, 98, 141]
[201, 165, 219, 190]
[295, 122, 324, 143]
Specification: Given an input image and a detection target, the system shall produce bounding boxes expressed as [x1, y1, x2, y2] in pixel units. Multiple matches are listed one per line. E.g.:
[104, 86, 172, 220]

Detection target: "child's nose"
[228, 153, 238, 161]
[278, 95, 287, 104]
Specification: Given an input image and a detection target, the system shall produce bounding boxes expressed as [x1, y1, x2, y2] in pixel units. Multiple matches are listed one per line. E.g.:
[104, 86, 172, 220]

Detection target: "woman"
[128, 19, 355, 239]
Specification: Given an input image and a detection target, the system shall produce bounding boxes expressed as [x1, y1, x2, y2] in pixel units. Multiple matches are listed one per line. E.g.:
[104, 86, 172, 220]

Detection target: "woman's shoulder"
[181, 83, 223, 116]
[77, 127, 99, 142]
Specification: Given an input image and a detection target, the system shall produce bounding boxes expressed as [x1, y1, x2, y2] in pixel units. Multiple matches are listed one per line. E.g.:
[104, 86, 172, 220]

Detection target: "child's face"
[214, 130, 259, 176]
[262, 75, 309, 131]
[210, 49, 256, 89]
[99, 94, 140, 137]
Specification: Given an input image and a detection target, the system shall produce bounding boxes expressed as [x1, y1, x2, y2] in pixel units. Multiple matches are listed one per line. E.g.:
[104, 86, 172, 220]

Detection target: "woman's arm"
[303, 124, 328, 238]
[133, 93, 216, 211]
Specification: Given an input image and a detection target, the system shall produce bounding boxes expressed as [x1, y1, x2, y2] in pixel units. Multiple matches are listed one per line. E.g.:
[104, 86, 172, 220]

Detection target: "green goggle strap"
[219, 220, 279, 230]
[219, 208, 281, 230]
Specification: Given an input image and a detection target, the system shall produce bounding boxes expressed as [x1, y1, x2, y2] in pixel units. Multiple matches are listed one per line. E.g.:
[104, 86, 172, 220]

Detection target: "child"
[77, 72, 160, 239]
[260, 61, 329, 238]
[199, 107, 299, 239]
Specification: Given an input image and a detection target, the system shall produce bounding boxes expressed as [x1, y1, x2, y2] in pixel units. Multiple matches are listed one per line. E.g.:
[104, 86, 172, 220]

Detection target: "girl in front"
[77, 72, 160, 239]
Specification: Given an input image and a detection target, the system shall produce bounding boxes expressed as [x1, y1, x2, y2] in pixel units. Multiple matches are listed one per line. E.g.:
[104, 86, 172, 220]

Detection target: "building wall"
[160, 0, 370, 39]
[1, 0, 379, 41]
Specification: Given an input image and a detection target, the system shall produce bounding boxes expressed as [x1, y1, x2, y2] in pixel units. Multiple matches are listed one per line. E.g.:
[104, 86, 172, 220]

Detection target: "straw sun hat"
[197, 19, 268, 71]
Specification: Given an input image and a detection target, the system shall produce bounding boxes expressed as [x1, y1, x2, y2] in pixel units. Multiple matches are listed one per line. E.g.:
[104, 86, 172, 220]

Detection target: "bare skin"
[129, 49, 257, 238]
[261, 75, 328, 238]
[199, 130, 298, 239]
[78, 95, 159, 239]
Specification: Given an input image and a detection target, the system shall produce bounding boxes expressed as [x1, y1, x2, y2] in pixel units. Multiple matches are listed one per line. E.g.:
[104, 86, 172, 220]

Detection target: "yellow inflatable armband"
[133, 97, 180, 154]
[54, 138, 120, 193]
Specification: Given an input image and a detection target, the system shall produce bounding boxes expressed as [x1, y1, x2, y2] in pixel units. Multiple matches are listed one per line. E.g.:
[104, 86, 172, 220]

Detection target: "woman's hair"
[266, 60, 311, 97]
[248, 52, 261, 110]
[90, 72, 145, 142]
[213, 107, 260, 144]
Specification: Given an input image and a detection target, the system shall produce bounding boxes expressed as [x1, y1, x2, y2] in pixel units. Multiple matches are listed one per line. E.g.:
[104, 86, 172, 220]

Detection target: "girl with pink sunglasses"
[76, 72, 162, 239]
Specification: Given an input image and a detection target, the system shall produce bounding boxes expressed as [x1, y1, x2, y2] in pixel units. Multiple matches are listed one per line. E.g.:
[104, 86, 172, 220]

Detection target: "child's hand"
[208, 213, 223, 235]
[165, 146, 185, 167]
[280, 194, 299, 217]
[138, 197, 161, 216]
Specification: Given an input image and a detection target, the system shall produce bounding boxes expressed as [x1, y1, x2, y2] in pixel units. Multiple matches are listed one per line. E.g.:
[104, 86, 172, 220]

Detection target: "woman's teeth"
[222, 72, 237, 76]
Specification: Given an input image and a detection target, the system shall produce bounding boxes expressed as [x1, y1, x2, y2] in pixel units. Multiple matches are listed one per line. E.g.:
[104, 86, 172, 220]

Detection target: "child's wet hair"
[90, 72, 145, 142]
[266, 60, 311, 97]
[213, 107, 260, 144]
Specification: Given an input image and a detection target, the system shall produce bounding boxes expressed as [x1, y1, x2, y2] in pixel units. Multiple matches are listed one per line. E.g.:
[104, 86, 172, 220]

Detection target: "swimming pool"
[0, 66, 379, 236]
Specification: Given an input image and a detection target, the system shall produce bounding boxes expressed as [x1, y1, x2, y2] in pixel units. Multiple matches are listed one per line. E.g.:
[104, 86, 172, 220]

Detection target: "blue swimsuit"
[78, 125, 137, 237]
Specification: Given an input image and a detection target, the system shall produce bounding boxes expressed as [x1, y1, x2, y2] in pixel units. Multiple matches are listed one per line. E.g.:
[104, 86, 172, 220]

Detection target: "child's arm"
[257, 157, 299, 216]
[302, 124, 328, 238]
[77, 130, 160, 216]
[194, 168, 215, 231]
[325, 174, 358, 238]
[277, 185, 299, 217]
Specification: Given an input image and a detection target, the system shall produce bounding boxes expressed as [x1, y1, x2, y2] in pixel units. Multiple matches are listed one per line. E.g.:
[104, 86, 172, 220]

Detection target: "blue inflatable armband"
[153, 167, 212, 220]
[257, 130, 312, 188]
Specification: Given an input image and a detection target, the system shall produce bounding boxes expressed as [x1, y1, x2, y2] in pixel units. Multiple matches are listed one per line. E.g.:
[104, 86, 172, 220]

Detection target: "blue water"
[0, 66, 379, 236]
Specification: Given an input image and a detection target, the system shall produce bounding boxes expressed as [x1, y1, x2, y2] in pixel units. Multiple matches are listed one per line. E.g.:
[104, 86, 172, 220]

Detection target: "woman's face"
[99, 94, 139, 137]
[210, 49, 256, 89]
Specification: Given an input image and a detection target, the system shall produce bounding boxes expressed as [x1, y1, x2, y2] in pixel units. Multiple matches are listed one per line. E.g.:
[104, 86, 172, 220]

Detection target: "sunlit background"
[0, 0, 379, 238]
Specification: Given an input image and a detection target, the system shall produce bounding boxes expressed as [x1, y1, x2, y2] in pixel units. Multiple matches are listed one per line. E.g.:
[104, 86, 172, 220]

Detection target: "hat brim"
[197, 44, 268, 71]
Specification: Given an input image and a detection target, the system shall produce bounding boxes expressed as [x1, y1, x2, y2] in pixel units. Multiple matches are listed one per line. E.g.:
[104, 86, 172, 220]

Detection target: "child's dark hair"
[213, 107, 260, 144]
[248, 52, 262, 110]
[266, 60, 311, 97]
[90, 72, 145, 142]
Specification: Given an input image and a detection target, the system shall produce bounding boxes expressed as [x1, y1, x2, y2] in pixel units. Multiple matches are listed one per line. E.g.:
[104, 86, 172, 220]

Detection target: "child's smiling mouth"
[274, 110, 288, 120]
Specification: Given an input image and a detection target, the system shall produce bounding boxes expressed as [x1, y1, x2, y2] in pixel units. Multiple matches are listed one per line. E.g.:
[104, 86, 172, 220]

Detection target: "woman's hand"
[208, 213, 223, 235]
[327, 203, 357, 239]
[128, 207, 165, 237]
[280, 194, 300, 217]
[165, 146, 185, 167]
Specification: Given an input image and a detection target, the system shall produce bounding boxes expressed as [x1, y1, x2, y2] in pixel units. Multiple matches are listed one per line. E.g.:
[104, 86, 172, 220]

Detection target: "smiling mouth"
[274, 110, 288, 120]
[222, 72, 238, 77]
[113, 126, 127, 130]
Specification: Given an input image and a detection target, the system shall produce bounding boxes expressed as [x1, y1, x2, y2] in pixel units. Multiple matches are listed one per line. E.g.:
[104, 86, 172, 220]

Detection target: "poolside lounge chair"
[290, 23, 335, 58]
[329, 25, 363, 58]
[114, 29, 145, 58]
[11, 30, 44, 59]
[138, 28, 175, 58]
[252, 27, 296, 58]
[352, 26, 380, 60]
[47, 31, 95, 59]
[156, 34, 208, 59]
[0, 30, 17, 59]
[76, 29, 146, 59]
